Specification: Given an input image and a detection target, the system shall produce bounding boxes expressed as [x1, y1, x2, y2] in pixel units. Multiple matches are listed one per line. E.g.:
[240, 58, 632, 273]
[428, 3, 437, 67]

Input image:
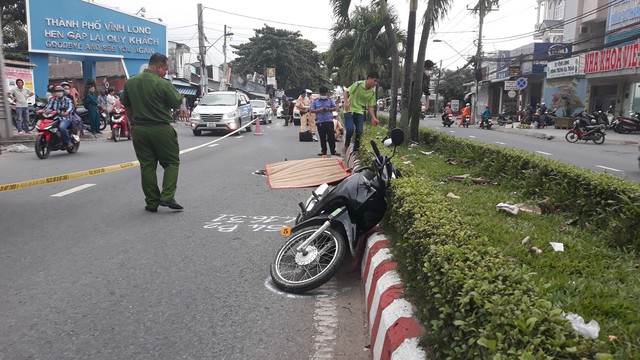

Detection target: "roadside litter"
[550, 242, 565, 252]
[446, 192, 460, 199]
[7, 144, 29, 153]
[564, 312, 600, 339]
[496, 202, 519, 215]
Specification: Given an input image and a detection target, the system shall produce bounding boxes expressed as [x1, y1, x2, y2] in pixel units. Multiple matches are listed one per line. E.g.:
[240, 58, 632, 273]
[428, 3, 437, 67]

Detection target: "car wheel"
[193, 129, 202, 136]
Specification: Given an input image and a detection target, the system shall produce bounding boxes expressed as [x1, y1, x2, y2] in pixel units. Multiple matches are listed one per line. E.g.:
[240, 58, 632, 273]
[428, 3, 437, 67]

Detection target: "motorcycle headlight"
[590, 119, 597, 124]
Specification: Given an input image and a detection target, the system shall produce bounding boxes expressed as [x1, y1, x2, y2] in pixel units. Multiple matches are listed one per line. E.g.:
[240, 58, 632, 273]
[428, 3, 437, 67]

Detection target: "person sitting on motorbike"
[459, 103, 471, 126]
[481, 105, 491, 127]
[45, 85, 75, 148]
[540, 102, 547, 115]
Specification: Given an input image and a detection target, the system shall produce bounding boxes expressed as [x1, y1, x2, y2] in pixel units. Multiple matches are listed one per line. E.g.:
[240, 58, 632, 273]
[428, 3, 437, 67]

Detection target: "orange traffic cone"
[254, 119, 263, 136]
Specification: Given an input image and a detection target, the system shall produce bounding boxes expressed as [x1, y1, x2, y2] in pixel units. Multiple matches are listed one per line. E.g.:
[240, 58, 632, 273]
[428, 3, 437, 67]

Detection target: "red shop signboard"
[584, 43, 640, 73]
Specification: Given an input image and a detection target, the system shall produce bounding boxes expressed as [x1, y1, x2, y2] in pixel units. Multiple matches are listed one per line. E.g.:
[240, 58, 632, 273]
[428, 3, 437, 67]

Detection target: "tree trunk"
[409, 2, 434, 142]
[399, 0, 418, 137]
[379, 0, 400, 130]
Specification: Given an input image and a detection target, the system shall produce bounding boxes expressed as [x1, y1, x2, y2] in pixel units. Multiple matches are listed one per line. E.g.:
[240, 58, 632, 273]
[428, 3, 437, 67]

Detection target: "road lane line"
[51, 184, 96, 197]
[535, 151, 553, 156]
[207, 144, 220, 148]
[468, 135, 476, 138]
[595, 165, 623, 172]
[495, 141, 506, 145]
[180, 119, 255, 155]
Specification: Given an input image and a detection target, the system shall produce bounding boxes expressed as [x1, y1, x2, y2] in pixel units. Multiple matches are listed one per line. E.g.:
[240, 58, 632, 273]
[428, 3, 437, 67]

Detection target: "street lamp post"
[432, 39, 467, 63]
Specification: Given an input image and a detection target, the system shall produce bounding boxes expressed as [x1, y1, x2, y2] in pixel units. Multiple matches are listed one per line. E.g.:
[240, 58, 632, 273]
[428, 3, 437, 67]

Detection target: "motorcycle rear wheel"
[270, 225, 345, 294]
[565, 132, 579, 143]
[112, 128, 121, 142]
[67, 141, 79, 154]
[592, 134, 605, 145]
[35, 135, 50, 159]
[99, 117, 107, 131]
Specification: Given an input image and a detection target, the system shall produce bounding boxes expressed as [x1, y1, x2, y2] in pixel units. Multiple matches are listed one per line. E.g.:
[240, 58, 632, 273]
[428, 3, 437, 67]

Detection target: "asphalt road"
[419, 116, 640, 183]
[0, 119, 369, 359]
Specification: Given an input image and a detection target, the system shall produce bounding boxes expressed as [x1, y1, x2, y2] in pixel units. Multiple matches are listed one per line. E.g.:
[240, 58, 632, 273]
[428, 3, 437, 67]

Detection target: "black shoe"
[145, 206, 158, 213]
[317, 152, 326, 156]
[96, 131, 103, 134]
[331, 152, 341, 156]
[160, 199, 184, 210]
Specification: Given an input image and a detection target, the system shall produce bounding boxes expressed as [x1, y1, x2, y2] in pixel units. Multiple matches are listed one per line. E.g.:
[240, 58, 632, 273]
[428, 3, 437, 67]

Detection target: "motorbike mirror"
[389, 128, 404, 147]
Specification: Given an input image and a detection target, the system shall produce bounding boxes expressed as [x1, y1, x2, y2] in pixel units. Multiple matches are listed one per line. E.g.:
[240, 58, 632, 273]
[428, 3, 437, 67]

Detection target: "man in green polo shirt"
[121, 53, 183, 213]
[343, 70, 379, 152]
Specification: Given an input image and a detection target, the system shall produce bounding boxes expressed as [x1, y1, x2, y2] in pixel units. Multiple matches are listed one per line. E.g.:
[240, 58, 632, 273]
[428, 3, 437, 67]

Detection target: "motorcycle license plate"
[206, 122, 217, 128]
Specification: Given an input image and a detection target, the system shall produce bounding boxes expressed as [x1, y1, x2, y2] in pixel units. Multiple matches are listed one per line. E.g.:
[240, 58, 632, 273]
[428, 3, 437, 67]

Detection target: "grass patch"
[366, 126, 640, 358]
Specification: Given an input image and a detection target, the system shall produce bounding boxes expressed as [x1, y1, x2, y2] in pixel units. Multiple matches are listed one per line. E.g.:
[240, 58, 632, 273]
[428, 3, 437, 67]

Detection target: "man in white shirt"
[8, 79, 34, 134]
[105, 88, 116, 113]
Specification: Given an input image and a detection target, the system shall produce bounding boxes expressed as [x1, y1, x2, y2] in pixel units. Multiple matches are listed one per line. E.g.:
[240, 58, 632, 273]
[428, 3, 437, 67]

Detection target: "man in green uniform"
[121, 53, 183, 212]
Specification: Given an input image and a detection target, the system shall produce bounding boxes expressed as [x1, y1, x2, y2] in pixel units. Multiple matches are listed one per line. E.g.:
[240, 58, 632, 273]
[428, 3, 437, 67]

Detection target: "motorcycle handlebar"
[370, 139, 381, 159]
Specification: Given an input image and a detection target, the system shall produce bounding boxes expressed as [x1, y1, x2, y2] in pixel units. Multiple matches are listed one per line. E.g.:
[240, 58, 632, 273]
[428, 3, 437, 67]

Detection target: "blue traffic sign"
[516, 77, 528, 89]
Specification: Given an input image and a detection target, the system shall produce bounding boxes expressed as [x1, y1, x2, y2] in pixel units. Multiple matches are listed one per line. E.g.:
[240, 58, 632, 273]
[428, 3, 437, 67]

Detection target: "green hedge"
[383, 176, 596, 358]
[417, 130, 640, 250]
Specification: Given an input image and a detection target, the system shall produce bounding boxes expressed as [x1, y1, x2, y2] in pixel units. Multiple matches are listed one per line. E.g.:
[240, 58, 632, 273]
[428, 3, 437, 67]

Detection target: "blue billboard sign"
[27, 0, 166, 59]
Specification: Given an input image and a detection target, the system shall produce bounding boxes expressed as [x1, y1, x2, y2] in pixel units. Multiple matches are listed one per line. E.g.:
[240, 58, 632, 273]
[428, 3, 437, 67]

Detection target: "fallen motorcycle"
[270, 128, 405, 294]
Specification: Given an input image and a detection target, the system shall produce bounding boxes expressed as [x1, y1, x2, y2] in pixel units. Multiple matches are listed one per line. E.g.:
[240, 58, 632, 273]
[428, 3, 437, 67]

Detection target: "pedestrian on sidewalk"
[84, 84, 101, 134]
[311, 86, 339, 156]
[121, 53, 183, 213]
[343, 70, 379, 152]
[8, 79, 34, 134]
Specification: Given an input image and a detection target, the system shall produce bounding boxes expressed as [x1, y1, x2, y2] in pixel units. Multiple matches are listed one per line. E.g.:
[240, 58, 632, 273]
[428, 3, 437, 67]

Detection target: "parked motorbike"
[34, 111, 80, 159]
[612, 111, 640, 134]
[565, 116, 606, 145]
[533, 109, 556, 129]
[110, 107, 130, 142]
[10, 99, 46, 131]
[76, 106, 108, 132]
[441, 112, 454, 127]
[496, 112, 510, 126]
[479, 116, 493, 130]
[270, 128, 405, 294]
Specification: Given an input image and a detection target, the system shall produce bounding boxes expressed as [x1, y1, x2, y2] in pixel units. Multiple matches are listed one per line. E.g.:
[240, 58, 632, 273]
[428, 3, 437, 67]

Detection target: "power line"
[202, 6, 332, 31]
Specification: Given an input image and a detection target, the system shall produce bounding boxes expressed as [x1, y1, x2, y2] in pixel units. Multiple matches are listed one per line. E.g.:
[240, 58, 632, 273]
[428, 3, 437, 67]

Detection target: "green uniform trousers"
[132, 124, 180, 208]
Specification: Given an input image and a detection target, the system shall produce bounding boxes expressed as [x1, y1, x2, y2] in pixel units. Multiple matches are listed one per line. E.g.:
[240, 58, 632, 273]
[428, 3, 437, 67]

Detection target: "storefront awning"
[175, 85, 198, 96]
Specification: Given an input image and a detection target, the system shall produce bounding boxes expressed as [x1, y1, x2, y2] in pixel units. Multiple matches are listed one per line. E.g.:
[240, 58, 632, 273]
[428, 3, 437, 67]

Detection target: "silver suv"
[190, 91, 253, 135]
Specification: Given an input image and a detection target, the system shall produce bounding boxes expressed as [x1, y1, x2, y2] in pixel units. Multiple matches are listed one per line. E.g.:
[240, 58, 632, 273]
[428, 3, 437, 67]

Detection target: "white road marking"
[207, 144, 220, 148]
[595, 165, 623, 172]
[179, 120, 256, 154]
[449, 131, 455, 134]
[236, 136, 244, 138]
[51, 184, 96, 197]
[535, 151, 553, 156]
[310, 279, 338, 359]
[468, 135, 476, 138]
[495, 141, 506, 145]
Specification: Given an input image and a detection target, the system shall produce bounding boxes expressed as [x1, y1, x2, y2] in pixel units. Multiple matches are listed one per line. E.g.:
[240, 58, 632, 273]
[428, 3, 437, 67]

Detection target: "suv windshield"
[250, 100, 266, 108]
[200, 93, 236, 106]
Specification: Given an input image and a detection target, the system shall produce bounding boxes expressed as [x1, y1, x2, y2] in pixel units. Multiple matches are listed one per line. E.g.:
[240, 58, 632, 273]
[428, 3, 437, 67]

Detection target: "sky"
[88, 0, 540, 71]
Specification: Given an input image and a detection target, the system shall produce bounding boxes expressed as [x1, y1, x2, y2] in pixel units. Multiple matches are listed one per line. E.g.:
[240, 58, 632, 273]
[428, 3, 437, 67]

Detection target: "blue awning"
[175, 85, 198, 96]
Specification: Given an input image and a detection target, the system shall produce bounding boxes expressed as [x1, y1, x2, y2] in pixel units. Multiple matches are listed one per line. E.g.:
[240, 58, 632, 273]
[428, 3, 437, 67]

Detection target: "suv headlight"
[190, 112, 201, 121]
[222, 111, 236, 120]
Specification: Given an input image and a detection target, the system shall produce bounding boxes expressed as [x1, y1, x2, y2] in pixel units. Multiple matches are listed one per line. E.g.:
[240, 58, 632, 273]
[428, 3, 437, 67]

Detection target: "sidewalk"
[422, 114, 640, 146]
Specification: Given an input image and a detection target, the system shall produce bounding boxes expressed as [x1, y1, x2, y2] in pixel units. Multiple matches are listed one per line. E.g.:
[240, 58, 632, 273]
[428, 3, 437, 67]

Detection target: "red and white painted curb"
[362, 232, 426, 360]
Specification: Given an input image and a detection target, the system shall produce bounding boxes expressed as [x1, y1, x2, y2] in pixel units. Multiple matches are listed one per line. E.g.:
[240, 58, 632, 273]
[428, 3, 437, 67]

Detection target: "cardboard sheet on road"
[265, 157, 349, 189]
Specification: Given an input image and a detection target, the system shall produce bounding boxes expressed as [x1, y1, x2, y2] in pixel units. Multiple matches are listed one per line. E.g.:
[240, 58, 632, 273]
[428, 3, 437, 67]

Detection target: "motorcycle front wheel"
[565, 131, 579, 143]
[99, 116, 107, 130]
[270, 225, 346, 294]
[35, 135, 50, 159]
[112, 127, 121, 142]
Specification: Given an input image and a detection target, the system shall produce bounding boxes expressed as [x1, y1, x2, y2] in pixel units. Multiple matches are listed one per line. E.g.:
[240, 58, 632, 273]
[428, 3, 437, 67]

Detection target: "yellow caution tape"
[0, 161, 140, 192]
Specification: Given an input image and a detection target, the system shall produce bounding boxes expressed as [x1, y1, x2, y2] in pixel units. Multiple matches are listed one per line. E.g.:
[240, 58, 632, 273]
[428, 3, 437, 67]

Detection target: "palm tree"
[399, 0, 418, 136]
[408, 0, 455, 141]
[329, 0, 404, 129]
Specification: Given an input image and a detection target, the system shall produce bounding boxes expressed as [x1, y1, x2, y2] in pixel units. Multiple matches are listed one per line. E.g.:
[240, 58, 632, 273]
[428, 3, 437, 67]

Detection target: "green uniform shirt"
[347, 80, 376, 115]
[121, 69, 182, 125]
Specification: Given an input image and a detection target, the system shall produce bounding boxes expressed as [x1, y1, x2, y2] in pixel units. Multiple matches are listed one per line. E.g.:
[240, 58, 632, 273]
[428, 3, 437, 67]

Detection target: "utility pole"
[470, 2, 496, 125]
[222, 25, 228, 90]
[434, 60, 442, 118]
[197, 3, 207, 96]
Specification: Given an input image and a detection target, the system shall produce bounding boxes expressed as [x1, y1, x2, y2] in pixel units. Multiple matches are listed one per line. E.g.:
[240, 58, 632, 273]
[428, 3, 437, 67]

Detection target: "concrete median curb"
[361, 231, 426, 360]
